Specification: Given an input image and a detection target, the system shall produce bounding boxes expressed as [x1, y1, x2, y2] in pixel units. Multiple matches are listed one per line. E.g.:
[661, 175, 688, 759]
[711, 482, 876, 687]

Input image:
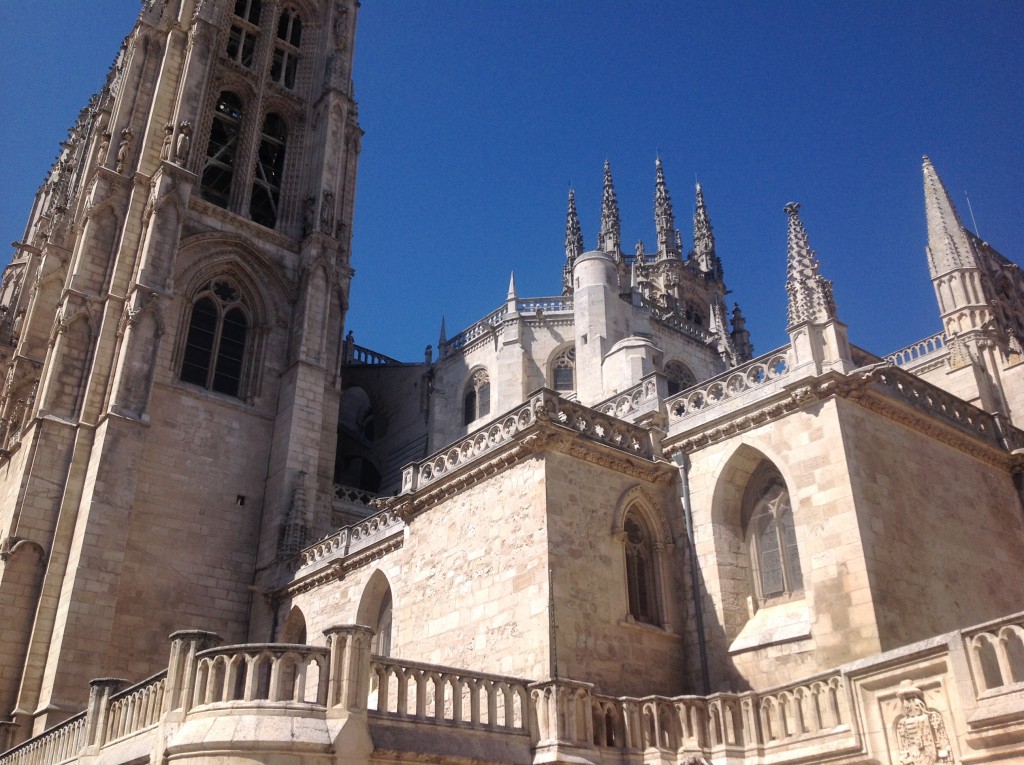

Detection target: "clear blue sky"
[1, 1, 1022, 362]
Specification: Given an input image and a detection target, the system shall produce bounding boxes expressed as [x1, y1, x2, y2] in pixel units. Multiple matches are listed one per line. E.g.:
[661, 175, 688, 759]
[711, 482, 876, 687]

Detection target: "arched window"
[551, 347, 576, 392]
[200, 92, 244, 208]
[665, 360, 696, 396]
[180, 279, 250, 398]
[623, 508, 658, 625]
[271, 9, 302, 90]
[227, 0, 262, 68]
[249, 113, 287, 228]
[743, 464, 802, 603]
[463, 369, 490, 425]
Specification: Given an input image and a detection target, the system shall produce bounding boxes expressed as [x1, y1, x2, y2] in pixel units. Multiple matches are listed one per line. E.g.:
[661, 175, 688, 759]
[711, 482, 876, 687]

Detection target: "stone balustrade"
[593, 374, 661, 423]
[3, 613, 1024, 765]
[667, 348, 790, 423]
[346, 344, 401, 366]
[885, 330, 947, 367]
[370, 657, 530, 732]
[516, 297, 573, 315]
[103, 674, 166, 744]
[293, 508, 404, 571]
[443, 305, 508, 353]
[192, 644, 330, 707]
[401, 389, 656, 494]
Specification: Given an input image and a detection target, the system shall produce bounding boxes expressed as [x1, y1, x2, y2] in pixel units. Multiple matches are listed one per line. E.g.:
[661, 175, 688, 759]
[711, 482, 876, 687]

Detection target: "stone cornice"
[665, 364, 1021, 471]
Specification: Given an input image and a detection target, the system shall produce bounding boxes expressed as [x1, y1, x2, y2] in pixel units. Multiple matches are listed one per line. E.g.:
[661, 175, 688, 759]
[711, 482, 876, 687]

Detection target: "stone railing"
[370, 657, 530, 733]
[516, 297, 573, 315]
[962, 612, 1024, 697]
[0, 714, 85, 765]
[870, 366, 1007, 449]
[334, 484, 377, 505]
[667, 347, 790, 423]
[400, 389, 656, 494]
[885, 330, 947, 367]
[594, 374, 661, 422]
[345, 344, 401, 366]
[444, 305, 508, 353]
[293, 507, 403, 571]
[192, 644, 330, 707]
[103, 673, 166, 744]
[3, 614, 1024, 765]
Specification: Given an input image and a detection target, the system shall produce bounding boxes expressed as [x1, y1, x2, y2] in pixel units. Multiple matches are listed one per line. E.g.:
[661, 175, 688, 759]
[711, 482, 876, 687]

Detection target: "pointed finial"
[438, 316, 447, 346]
[693, 181, 722, 279]
[785, 202, 837, 328]
[654, 157, 677, 257]
[563, 188, 584, 295]
[507, 271, 518, 300]
[599, 160, 621, 254]
[923, 156, 975, 278]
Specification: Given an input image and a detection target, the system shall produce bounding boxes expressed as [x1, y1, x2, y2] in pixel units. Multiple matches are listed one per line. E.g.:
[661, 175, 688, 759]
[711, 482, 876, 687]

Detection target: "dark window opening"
[249, 113, 287, 228]
[200, 92, 243, 208]
[180, 280, 251, 399]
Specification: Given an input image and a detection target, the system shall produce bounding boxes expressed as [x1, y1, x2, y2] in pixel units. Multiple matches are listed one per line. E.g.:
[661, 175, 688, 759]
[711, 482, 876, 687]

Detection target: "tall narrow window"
[374, 588, 393, 657]
[226, 0, 262, 68]
[249, 113, 287, 228]
[200, 92, 243, 208]
[551, 347, 576, 392]
[743, 466, 802, 603]
[463, 369, 490, 424]
[623, 509, 658, 624]
[180, 279, 250, 398]
[271, 9, 302, 90]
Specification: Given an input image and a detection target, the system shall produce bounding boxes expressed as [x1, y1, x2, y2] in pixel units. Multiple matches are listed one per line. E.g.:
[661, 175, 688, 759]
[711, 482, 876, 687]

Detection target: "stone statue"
[160, 123, 173, 161]
[115, 127, 134, 174]
[894, 681, 953, 764]
[343, 330, 355, 363]
[320, 190, 335, 235]
[96, 131, 111, 165]
[175, 121, 192, 164]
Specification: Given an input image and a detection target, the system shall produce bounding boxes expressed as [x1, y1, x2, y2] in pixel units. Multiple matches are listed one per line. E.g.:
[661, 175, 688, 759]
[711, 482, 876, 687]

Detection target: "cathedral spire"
[693, 182, 722, 279]
[563, 188, 583, 294]
[654, 157, 677, 257]
[599, 160, 621, 255]
[923, 155, 977, 278]
[785, 202, 837, 328]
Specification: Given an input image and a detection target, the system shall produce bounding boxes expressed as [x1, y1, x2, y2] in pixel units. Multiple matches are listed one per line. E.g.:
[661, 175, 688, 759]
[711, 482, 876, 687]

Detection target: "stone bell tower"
[0, 0, 360, 739]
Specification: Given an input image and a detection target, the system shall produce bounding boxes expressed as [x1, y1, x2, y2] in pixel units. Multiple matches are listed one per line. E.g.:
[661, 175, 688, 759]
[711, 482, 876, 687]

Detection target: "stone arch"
[335, 385, 381, 492]
[279, 605, 307, 644]
[613, 484, 673, 629]
[547, 344, 576, 392]
[612, 484, 672, 545]
[357, 569, 394, 657]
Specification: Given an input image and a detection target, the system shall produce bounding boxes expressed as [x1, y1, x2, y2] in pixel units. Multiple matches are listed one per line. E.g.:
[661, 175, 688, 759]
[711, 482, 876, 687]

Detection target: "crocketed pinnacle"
[654, 157, 677, 256]
[693, 182, 722, 279]
[599, 160, 621, 254]
[563, 189, 584, 295]
[923, 155, 976, 278]
[785, 202, 837, 328]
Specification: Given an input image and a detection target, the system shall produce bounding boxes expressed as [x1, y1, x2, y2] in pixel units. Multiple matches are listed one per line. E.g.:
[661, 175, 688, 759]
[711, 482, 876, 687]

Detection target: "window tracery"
[743, 465, 802, 603]
[665, 360, 696, 396]
[200, 92, 244, 209]
[623, 508, 659, 625]
[180, 279, 250, 399]
[249, 113, 287, 228]
[463, 368, 490, 425]
[271, 9, 302, 90]
[226, 0, 262, 69]
[551, 347, 576, 392]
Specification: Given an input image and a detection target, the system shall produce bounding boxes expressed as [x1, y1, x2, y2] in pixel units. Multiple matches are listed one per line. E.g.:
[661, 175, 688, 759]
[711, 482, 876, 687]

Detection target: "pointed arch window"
[180, 279, 250, 398]
[623, 508, 659, 625]
[271, 9, 302, 90]
[743, 465, 802, 603]
[227, 0, 262, 68]
[249, 113, 287, 228]
[463, 369, 490, 425]
[200, 92, 244, 208]
[373, 587, 393, 658]
[665, 360, 696, 396]
[551, 347, 576, 392]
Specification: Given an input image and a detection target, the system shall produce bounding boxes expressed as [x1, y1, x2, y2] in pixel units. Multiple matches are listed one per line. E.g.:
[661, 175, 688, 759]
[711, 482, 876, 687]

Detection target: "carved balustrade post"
[528, 679, 597, 763]
[163, 629, 221, 717]
[323, 625, 374, 714]
[85, 677, 126, 749]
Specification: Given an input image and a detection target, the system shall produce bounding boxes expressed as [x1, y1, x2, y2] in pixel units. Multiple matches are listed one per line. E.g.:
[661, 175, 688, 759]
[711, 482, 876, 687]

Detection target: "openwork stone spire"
[785, 202, 837, 328]
[654, 158, 677, 256]
[563, 189, 584, 294]
[599, 160, 621, 254]
[923, 155, 975, 277]
[693, 182, 722, 279]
